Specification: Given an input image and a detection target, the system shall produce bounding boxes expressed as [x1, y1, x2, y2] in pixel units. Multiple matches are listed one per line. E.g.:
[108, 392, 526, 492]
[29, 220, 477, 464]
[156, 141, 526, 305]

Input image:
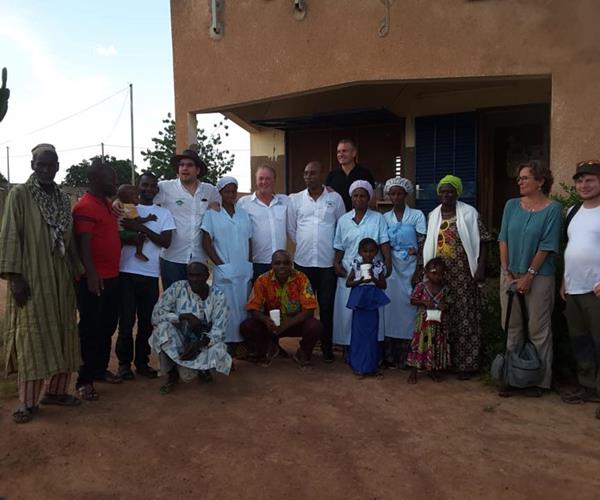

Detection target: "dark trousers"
[160, 258, 188, 291]
[240, 317, 322, 359]
[252, 263, 272, 282]
[565, 292, 600, 394]
[294, 264, 337, 356]
[77, 277, 120, 386]
[116, 273, 160, 369]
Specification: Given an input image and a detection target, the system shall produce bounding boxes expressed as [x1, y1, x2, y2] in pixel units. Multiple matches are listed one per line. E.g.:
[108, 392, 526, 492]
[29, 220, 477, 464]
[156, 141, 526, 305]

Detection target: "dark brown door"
[478, 104, 550, 229]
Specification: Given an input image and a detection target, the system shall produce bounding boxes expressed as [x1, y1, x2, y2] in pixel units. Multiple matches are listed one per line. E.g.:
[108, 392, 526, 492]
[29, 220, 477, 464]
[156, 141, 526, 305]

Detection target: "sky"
[0, 0, 251, 190]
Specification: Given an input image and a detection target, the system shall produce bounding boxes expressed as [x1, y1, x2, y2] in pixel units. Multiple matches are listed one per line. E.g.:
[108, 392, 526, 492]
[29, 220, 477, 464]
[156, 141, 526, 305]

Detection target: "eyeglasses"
[516, 176, 533, 182]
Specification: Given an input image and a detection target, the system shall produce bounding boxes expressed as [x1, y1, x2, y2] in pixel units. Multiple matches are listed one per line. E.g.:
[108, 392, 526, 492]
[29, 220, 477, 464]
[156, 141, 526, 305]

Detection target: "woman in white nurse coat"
[332, 180, 392, 350]
[381, 177, 426, 369]
[201, 176, 253, 349]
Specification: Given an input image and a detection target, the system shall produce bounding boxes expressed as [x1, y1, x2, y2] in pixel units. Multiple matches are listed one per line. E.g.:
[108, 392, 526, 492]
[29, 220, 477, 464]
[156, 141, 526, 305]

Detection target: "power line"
[8, 143, 101, 158]
[0, 86, 129, 146]
[104, 91, 129, 143]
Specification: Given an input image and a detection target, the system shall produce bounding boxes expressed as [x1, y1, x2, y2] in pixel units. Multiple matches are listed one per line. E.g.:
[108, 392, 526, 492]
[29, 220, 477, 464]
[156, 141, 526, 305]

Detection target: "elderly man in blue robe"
[149, 262, 232, 394]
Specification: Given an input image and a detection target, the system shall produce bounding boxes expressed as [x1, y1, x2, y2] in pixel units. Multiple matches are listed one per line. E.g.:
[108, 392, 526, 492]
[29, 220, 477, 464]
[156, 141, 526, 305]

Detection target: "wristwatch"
[527, 267, 538, 276]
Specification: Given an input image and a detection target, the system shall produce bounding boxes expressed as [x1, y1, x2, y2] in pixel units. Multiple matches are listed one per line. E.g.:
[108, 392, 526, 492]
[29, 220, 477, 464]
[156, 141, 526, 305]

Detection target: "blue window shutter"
[415, 112, 477, 214]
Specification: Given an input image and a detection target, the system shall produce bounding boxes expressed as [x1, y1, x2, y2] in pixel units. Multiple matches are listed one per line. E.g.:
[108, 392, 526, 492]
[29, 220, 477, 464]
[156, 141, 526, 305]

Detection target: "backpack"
[490, 286, 543, 389]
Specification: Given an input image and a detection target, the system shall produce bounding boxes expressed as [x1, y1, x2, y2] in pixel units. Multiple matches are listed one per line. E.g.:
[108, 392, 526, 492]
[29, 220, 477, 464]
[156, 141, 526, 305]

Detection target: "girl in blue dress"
[346, 238, 390, 378]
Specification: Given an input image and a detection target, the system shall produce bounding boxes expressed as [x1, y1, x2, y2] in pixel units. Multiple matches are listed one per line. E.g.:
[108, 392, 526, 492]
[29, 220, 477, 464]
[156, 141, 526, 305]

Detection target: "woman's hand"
[474, 262, 486, 285]
[514, 274, 534, 295]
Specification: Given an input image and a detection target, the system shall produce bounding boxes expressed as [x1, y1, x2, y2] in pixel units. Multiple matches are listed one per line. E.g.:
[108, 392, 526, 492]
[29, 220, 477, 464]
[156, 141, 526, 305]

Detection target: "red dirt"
[1, 279, 600, 500]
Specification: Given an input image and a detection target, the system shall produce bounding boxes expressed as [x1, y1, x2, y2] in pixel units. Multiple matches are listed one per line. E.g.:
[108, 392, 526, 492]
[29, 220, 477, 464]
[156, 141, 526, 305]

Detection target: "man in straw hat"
[154, 149, 220, 289]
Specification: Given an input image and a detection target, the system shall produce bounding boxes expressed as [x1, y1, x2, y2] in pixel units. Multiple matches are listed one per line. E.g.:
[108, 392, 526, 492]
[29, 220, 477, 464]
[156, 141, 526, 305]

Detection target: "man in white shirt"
[237, 165, 290, 281]
[560, 160, 600, 417]
[117, 173, 176, 380]
[154, 149, 220, 289]
[288, 161, 345, 362]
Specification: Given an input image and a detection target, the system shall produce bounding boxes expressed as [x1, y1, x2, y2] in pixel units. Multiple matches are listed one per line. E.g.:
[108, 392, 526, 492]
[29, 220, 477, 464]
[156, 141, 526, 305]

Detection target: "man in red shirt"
[72, 160, 121, 400]
[240, 250, 323, 366]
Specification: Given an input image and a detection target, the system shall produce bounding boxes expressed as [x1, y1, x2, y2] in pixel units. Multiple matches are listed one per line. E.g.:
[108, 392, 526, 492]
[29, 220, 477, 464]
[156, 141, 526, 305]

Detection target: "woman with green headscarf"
[423, 175, 492, 379]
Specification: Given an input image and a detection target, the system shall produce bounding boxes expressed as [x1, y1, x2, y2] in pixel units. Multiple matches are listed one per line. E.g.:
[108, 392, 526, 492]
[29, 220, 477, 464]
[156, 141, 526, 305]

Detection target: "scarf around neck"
[25, 174, 72, 256]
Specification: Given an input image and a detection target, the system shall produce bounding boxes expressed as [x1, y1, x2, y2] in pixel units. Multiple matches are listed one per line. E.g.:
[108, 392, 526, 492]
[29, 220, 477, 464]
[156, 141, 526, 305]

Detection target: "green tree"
[141, 113, 235, 185]
[0, 170, 7, 187]
[62, 155, 136, 187]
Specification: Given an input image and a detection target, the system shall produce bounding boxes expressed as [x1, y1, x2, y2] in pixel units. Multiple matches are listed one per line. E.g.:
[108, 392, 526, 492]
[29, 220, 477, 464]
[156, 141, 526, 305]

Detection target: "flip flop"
[159, 381, 176, 395]
[40, 394, 82, 407]
[77, 384, 99, 401]
[12, 405, 38, 424]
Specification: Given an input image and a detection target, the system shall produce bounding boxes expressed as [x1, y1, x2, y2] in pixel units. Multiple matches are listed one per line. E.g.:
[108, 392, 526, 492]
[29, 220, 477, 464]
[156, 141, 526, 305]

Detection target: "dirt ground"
[1, 280, 600, 500]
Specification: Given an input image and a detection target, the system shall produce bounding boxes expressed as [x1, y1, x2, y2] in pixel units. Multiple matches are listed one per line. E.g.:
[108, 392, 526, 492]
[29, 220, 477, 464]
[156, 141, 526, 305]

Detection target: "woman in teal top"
[498, 160, 562, 395]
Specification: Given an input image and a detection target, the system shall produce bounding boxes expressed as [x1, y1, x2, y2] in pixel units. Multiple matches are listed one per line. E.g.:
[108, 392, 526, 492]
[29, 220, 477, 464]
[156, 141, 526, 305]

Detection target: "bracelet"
[527, 267, 538, 276]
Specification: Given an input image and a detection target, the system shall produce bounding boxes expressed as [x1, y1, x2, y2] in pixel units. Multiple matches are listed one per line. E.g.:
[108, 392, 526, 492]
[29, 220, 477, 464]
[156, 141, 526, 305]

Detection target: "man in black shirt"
[325, 138, 375, 211]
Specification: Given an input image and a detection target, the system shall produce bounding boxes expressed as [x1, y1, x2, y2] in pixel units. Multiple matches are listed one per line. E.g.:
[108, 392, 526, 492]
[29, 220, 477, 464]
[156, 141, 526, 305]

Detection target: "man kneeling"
[241, 250, 323, 366]
[150, 262, 232, 394]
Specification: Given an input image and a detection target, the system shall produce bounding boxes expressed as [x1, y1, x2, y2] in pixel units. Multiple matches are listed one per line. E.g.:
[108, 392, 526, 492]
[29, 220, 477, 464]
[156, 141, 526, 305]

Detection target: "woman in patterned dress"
[423, 175, 492, 380]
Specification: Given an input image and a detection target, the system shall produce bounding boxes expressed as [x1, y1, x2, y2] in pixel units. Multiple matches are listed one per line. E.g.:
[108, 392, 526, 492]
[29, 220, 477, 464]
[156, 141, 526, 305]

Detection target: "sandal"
[77, 384, 99, 401]
[561, 388, 600, 404]
[524, 387, 544, 398]
[12, 405, 38, 424]
[40, 394, 81, 407]
[198, 370, 214, 383]
[159, 381, 176, 395]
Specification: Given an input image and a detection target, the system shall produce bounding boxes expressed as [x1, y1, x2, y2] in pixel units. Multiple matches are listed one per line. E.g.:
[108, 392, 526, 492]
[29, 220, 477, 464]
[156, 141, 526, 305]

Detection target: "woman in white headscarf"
[332, 180, 392, 350]
[201, 176, 253, 350]
[381, 177, 427, 369]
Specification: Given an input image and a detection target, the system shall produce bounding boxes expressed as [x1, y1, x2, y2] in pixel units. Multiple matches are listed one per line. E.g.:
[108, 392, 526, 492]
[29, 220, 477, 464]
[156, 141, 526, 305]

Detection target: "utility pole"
[129, 83, 135, 184]
[5, 146, 9, 185]
[101, 142, 105, 164]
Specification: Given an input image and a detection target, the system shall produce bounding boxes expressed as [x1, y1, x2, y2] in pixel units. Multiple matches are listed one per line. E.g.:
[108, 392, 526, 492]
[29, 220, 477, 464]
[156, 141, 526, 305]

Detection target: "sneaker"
[94, 370, 123, 384]
[135, 364, 158, 379]
[118, 365, 135, 381]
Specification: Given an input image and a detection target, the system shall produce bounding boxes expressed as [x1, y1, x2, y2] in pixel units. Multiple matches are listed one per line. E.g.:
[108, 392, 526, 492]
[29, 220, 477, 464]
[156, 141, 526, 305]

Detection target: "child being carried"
[117, 184, 157, 261]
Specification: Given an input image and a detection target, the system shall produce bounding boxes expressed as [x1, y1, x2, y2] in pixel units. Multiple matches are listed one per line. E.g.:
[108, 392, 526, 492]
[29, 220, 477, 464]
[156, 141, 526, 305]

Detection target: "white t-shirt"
[564, 204, 600, 294]
[154, 179, 221, 264]
[119, 204, 177, 278]
[287, 187, 345, 268]
[237, 192, 290, 264]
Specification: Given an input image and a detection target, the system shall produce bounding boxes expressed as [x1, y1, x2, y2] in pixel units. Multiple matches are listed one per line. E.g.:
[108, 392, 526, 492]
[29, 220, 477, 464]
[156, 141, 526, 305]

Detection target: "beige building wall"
[171, 0, 600, 187]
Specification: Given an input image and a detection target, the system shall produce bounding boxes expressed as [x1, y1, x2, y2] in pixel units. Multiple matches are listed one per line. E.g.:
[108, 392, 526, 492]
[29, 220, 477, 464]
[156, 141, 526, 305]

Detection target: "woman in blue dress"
[346, 238, 390, 377]
[201, 176, 253, 351]
[332, 180, 392, 348]
[382, 177, 427, 369]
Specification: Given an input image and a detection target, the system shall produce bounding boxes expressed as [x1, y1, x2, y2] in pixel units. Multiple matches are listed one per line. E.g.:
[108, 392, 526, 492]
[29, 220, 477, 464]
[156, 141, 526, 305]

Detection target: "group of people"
[1, 138, 599, 423]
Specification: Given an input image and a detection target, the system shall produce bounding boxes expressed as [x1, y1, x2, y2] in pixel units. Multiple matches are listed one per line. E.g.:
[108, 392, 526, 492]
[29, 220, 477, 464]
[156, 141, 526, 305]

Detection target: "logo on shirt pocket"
[176, 199, 184, 206]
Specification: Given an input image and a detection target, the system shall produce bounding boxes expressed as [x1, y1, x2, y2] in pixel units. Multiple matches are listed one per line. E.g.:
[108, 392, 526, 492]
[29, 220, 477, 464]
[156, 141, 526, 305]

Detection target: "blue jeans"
[160, 258, 188, 290]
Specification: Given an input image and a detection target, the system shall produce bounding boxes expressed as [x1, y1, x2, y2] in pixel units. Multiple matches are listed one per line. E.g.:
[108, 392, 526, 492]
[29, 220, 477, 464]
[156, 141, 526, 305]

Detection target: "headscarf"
[436, 175, 463, 196]
[384, 176, 414, 195]
[216, 176, 238, 191]
[348, 180, 373, 199]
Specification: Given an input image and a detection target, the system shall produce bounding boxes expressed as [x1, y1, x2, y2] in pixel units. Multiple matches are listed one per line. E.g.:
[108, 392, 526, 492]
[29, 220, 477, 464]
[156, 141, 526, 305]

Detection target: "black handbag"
[490, 285, 543, 388]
